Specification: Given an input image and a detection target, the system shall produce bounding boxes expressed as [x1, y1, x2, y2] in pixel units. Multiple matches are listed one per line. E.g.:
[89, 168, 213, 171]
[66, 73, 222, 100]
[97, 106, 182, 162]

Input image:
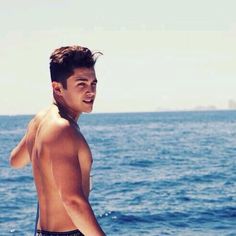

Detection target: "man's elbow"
[62, 194, 89, 212]
[9, 150, 16, 167]
[9, 155, 21, 168]
[9, 150, 26, 169]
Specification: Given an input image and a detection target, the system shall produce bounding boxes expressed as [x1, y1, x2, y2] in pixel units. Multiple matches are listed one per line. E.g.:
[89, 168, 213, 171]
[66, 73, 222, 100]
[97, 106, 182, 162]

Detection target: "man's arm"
[48, 123, 105, 236]
[9, 133, 30, 168]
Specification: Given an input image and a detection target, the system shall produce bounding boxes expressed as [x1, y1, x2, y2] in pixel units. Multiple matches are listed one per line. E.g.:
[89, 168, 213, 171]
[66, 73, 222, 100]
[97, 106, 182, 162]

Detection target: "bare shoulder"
[25, 108, 49, 141]
[27, 108, 49, 130]
[32, 109, 91, 160]
[47, 119, 92, 161]
[47, 119, 77, 141]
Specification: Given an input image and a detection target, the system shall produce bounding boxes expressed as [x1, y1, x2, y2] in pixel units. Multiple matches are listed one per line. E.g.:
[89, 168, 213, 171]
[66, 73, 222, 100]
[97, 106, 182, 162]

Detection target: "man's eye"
[78, 83, 85, 87]
[92, 83, 97, 87]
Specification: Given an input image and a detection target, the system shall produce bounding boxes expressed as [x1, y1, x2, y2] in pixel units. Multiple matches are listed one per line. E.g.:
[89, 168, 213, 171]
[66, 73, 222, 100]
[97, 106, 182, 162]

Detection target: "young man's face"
[61, 67, 97, 114]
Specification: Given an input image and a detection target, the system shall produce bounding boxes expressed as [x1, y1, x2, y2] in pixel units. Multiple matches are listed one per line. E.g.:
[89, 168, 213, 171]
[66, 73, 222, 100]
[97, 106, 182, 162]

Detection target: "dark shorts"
[36, 229, 84, 236]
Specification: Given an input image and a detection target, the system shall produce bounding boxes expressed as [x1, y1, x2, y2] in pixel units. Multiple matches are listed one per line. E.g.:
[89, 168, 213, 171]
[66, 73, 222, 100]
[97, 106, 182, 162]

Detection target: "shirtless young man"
[10, 46, 105, 236]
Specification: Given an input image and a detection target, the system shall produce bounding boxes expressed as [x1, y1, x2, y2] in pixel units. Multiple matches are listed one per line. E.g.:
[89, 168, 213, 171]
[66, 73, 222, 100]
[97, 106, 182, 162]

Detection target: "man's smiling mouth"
[83, 99, 94, 104]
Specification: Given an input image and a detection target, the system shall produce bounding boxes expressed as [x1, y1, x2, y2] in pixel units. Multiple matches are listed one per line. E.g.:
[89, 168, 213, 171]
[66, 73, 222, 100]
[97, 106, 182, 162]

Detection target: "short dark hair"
[50, 45, 102, 89]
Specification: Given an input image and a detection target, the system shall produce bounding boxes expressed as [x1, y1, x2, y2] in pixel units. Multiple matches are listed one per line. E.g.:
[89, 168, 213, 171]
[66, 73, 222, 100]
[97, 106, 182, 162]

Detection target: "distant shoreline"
[1, 109, 236, 116]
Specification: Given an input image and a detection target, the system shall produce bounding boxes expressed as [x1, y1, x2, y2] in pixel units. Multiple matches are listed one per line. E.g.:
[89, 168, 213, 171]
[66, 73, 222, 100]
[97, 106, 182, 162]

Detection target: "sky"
[1, 0, 236, 114]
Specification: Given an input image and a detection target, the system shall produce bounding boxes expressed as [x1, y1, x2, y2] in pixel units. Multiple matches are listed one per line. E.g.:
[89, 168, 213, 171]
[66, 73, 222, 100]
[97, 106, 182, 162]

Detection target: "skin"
[10, 67, 105, 236]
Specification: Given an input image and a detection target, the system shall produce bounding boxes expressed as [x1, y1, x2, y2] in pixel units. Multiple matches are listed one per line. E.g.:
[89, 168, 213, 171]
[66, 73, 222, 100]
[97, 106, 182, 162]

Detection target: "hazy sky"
[1, 0, 236, 114]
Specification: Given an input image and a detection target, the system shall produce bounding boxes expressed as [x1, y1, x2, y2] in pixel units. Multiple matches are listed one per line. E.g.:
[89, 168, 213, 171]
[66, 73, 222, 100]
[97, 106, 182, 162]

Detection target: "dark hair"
[50, 45, 102, 89]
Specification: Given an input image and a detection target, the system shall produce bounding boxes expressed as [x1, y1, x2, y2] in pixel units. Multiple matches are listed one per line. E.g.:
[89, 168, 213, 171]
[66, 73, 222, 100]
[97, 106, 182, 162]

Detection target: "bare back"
[26, 105, 93, 231]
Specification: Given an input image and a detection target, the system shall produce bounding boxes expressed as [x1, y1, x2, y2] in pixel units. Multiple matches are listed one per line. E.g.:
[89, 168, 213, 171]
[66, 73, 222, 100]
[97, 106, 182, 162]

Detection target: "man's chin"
[83, 107, 93, 113]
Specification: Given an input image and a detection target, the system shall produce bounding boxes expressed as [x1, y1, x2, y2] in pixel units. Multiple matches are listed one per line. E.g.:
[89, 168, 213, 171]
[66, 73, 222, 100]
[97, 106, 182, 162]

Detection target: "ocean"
[0, 111, 236, 236]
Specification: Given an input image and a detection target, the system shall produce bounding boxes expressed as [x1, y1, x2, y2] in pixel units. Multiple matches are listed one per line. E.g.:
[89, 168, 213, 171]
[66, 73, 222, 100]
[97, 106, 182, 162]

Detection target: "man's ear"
[52, 82, 63, 96]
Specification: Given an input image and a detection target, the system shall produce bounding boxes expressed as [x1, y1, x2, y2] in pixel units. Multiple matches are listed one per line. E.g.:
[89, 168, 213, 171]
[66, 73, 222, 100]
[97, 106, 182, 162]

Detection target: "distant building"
[228, 100, 236, 109]
[193, 105, 217, 111]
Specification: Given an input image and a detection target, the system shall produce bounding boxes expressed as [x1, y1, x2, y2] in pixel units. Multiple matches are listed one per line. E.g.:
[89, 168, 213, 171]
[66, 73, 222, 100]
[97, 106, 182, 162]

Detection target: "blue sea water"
[0, 111, 236, 236]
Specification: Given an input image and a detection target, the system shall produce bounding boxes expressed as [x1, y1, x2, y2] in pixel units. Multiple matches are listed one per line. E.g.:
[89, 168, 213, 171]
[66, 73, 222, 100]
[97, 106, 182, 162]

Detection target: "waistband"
[36, 229, 84, 236]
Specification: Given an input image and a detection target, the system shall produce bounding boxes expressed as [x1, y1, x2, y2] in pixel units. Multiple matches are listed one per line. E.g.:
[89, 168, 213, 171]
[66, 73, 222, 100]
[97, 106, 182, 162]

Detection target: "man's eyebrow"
[74, 77, 88, 81]
[75, 77, 97, 82]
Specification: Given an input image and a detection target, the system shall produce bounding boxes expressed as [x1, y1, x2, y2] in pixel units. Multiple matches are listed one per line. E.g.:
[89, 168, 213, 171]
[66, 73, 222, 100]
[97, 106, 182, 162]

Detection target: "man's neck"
[53, 97, 80, 126]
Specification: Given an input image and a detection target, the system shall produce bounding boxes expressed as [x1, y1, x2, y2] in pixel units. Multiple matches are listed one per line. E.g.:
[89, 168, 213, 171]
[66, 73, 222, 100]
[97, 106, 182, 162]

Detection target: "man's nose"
[87, 86, 96, 95]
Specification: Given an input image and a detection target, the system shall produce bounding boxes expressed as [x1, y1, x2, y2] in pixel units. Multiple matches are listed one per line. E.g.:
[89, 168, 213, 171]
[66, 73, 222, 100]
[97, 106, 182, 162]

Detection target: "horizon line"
[1, 108, 235, 116]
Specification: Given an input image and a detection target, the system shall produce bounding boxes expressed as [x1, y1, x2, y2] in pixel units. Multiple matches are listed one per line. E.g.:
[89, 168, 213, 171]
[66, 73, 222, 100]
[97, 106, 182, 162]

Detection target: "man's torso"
[26, 105, 92, 231]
